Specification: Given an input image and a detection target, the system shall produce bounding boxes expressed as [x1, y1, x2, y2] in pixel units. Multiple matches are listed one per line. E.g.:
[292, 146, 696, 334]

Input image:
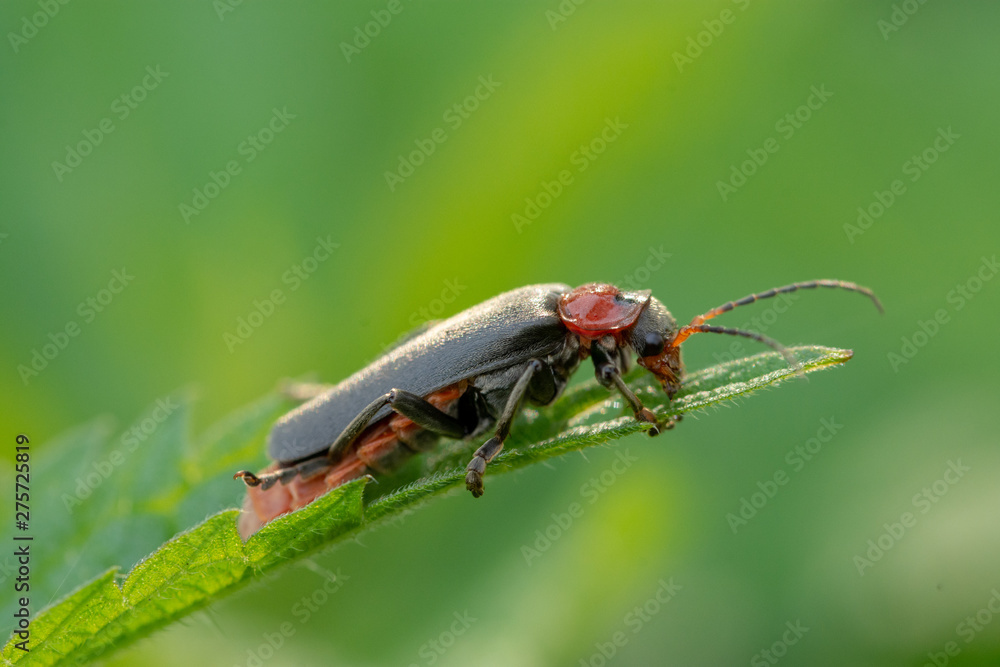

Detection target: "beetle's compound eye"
[640, 332, 665, 357]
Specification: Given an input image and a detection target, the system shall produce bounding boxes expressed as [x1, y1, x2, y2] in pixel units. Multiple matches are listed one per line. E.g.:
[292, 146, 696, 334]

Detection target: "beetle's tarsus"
[234, 470, 261, 487]
[466, 455, 486, 497]
[466, 469, 485, 498]
[235, 469, 283, 490]
[647, 412, 682, 436]
[465, 436, 503, 497]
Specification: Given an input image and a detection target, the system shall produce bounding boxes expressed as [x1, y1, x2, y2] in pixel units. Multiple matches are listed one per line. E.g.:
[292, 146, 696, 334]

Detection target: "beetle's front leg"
[592, 340, 674, 436]
[465, 359, 542, 498]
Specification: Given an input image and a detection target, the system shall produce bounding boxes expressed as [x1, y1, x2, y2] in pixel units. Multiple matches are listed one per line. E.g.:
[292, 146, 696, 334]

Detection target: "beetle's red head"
[626, 295, 685, 397]
[559, 283, 685, 396]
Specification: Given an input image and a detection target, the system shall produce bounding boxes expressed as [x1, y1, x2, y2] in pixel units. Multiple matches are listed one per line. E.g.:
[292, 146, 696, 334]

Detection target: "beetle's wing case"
[268, 283, 573, 462]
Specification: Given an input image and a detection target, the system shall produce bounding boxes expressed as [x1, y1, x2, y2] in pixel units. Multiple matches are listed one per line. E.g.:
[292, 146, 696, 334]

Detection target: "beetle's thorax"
[557, 283, 651, 340]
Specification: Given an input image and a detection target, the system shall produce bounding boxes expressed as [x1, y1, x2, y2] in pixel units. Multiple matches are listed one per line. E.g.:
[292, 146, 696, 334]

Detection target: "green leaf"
[245, 479, 366, 569]
[4, 568, 124, 666]
[1, 345, 851, 666]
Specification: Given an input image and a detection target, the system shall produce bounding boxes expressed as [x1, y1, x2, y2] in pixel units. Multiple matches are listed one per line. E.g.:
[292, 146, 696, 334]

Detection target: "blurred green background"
[2, 1, 999, 665]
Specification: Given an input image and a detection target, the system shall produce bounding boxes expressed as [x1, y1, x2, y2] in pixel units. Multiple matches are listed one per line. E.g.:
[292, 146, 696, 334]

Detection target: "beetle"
[235, 279, 881, 538]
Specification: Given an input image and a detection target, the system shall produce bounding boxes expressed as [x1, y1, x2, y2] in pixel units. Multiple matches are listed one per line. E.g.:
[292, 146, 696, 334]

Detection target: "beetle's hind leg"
[465, 359, 543, 498]
[234, 455, 329, 490]
[327, 388, 471, 461]
[237, 388, 471, 490]
[233, 389, 469, 491]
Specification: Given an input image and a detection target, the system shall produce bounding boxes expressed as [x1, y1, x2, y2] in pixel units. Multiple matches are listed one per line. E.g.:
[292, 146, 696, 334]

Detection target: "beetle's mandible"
[235, 280, 882, 538]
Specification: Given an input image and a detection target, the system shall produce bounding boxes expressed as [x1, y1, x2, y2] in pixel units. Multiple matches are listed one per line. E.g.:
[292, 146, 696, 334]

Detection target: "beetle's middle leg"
[465, 359, 543, 498]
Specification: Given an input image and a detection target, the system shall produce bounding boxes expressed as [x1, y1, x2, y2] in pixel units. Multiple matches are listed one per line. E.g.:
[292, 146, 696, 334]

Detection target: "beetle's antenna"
[670, 324, 798, 369]
[670, 279, 883, 348]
